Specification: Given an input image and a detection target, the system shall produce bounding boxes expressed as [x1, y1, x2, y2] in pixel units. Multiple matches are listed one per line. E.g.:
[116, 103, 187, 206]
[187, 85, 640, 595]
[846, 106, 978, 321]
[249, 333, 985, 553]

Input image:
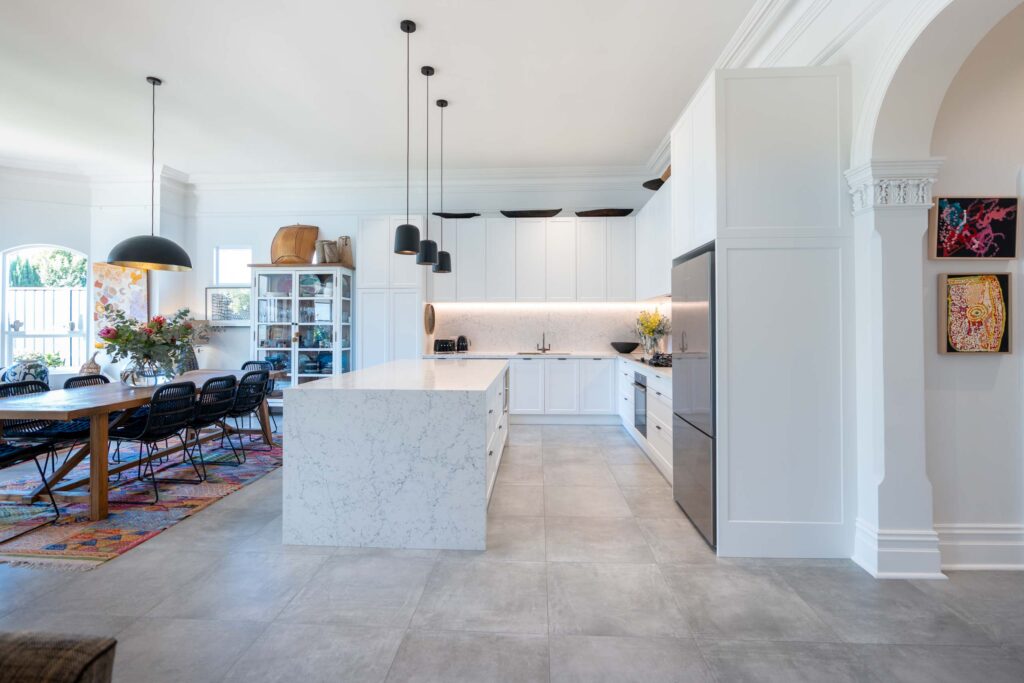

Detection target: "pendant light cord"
[439, 103, 444, 249]
[405, 30, 410, 227]
[425, 70, 430, 240]
[150, 78, 156, 237]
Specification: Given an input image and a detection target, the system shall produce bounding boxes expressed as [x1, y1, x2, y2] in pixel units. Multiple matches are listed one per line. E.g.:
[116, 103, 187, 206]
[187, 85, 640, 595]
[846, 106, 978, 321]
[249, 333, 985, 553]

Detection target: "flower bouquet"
[98, 305, 196, 386]
[636, 309, 670, 359]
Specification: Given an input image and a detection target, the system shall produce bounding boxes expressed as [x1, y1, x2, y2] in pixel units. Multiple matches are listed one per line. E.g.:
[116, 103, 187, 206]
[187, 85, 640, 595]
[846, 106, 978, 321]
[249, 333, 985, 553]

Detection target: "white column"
[845, 159, 945, 579]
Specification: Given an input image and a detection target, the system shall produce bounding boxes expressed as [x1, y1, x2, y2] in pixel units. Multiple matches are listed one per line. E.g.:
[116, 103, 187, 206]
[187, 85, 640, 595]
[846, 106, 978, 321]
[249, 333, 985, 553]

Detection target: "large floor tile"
[0, 564, 75, 616]
[619, 486, 684, 518]
[508, 426, 543, 446]
[543, 462, 617, 487]
[223, 623, 405, 682]
[112, 617, 265, 683]
[410, 559, 547, 634]
[502, 445, 543, 466]
[148, 551, 326, 621]
[697, 640, 872, 683]
[637, 518, 716, 564]
[545, 485, 632, 518]
[859, 643, 1024, 683]
[609, 463, 668, 487]
[660, 563, 835, 642]
[244, 515, 339, 555]
[601, 445, 652, 465]
[385, 631, 549, 683]
[488, 484, 544, 517]
[779, 565, 995, 645]
[550, 634, 711, 682]
[546, 517, 654, 563]
[496, 462, 543, 485]
[141, 507, 279, 552]
[277, 552, 435, 627]
[547, 563, 688, 637]
[543, 446, 605, 465]
[0, 608, 134, 638]
[911, 571, 1024, 624]
[442, 516, 546, 562]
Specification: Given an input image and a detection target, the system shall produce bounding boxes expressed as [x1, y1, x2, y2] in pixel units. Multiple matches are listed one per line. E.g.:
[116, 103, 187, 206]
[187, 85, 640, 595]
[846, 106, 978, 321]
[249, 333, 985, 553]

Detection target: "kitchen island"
[282, 359, 509, 550]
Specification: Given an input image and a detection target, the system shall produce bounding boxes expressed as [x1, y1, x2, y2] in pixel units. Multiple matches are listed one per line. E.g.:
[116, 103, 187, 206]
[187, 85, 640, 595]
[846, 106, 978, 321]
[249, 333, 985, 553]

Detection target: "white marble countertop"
[284, 359, 508, 392]
[422, 351, 672, 378]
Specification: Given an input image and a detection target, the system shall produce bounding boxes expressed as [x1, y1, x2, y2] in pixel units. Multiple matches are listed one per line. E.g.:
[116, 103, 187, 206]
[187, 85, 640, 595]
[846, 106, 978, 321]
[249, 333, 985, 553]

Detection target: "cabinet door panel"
[510, 358, 544, 414]
[545, 218, 577, 301]
[356, 289, 389, 369]
[670, 110, 694, 259]
[389, 288, 421, 361]
[428, 220, 457, 302]
[357, 218, 389, 288]
[515, 218, 546, 301]
[389, 215, 424, 288]
[485, 218, 516, 301]
[607, 217, 635, 301]
[579, 358, 615, 414]
[456, 217, 486, 301]
[576, 217, 607, 301]
[544, 358, 579, 414]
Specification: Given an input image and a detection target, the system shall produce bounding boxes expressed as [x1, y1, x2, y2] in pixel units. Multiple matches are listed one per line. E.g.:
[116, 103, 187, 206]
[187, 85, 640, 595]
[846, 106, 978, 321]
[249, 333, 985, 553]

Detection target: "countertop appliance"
[633, 372, 647, 437]
[456, 335, 470, 352]
[433, 338, 456, 354]
[647, 352, 672, 367]
[672, 240, 716, 549]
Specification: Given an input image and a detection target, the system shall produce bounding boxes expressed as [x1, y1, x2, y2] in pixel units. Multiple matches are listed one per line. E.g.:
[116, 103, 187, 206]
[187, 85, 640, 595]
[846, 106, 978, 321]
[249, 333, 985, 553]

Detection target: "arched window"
[1, 245, 89, 369]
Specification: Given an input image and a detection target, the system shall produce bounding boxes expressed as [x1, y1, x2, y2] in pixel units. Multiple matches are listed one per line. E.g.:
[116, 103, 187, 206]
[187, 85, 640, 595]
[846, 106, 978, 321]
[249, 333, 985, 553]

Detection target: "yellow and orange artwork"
[92, 262, 148, 323]
[943, 273, 1009, 353]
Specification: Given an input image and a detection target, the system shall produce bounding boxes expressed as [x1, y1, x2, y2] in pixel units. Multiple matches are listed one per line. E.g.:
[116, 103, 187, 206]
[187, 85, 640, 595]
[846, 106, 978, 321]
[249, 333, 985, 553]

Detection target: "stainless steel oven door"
[633, 373, 647, 437]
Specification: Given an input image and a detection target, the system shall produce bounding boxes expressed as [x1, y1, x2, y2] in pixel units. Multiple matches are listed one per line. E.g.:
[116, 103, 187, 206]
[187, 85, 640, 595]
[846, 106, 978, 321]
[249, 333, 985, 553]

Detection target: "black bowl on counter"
[610, 342, 639, 354]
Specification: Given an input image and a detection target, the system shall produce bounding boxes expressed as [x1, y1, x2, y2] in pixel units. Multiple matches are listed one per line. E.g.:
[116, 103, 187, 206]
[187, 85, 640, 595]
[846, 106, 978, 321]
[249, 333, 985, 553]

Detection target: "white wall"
[926, 5, 1024, 566]
[0, 166, 92, 255]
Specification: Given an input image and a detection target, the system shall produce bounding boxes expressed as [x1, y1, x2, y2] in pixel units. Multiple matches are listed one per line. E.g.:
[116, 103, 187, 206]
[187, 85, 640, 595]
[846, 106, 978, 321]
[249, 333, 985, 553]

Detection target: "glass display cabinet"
[250, 265, 354, 406]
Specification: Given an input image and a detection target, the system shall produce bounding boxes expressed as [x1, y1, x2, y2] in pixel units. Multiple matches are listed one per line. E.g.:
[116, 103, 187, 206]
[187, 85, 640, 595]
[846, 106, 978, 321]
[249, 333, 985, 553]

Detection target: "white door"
[356, 288, 389, 369]
[545, 218, 576, 301]
[456, 217, 486, 301]
[485, 218, 516, 301]
[576, 217, 607, 301]
[509, 358, 544, 414]
[515, 218, 546, 301]
[389, 288, 421, 361]
[544, 358, 579, 414]
[607, 217, 636, 301]
[357, 217, 390, 288]
[579, 358, 615, 414]
[389, 216, 424, 288]
[428, 220, 457, 302]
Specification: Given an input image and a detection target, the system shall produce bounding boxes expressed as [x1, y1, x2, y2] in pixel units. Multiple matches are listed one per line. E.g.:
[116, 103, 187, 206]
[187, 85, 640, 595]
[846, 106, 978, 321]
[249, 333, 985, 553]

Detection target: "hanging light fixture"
[393, 20, 421, 255]
[107, 76, 192, 271]
[416, 65, 439, 265]
[432, 99, 452, 274]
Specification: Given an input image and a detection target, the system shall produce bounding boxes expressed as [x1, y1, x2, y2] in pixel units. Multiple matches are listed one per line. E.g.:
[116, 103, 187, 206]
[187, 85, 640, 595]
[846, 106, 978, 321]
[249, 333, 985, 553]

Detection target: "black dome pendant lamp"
[107, 76, 192, 272]
[416, 65, 438, 265]
[432, 99, 452, 274]
[393, 20, 421, 255]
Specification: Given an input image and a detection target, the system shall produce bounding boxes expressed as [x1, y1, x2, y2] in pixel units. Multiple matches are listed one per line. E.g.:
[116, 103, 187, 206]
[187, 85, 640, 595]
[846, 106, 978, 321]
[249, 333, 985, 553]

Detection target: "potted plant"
[97, 305, 197, 386]
[635, 309, 670, 360]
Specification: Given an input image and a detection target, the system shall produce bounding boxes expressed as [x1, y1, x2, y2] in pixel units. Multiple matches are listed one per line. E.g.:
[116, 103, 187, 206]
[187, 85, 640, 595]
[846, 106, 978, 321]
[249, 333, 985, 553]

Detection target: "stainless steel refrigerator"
[671, 241, 716, 548]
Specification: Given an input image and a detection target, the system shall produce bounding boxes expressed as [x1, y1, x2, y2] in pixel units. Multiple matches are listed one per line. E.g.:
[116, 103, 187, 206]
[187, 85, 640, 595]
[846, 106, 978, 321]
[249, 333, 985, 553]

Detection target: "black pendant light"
[432, 99, 452, 274]
[416, 66, 438, 265]
[393, 20, 421, 255]
[107, 76, 192, 271]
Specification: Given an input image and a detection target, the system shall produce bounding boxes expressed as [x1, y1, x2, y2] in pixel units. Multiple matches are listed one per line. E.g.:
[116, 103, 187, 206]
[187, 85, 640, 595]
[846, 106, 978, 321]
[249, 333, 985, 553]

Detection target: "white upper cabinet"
[690, 81, 717, 246]
[576, 217, 608, 301]
[388, 216, 424, 288]
[485, 218, 516, 301]
[456, 217, 486, 302]
[543, 358, 579, 414]
[427, 219, 457, 302]
[545, 217, 577, 301]
[670, 109, 695, 260]
[356, 217, 390, 289]
[389, 288, 421, 361]
[635, 180, 672, 300]
[607, 217, 636, 301]
[509, 358, 544, 414]
[515, 218, 546, 301]
[579, 357, 615, 414]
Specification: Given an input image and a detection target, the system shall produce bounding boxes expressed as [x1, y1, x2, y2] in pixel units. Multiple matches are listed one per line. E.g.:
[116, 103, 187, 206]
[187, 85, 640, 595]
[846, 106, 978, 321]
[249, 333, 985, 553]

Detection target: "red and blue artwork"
[933, 197, 1018, 259]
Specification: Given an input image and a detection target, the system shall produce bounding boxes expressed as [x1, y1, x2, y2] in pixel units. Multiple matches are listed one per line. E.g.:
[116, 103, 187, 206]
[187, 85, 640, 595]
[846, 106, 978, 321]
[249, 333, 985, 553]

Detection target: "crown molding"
[0, 158, 91, 185]
[845, 158, 945, 215]
[762, 0, 833, 66]
[810, 0, 889, 66]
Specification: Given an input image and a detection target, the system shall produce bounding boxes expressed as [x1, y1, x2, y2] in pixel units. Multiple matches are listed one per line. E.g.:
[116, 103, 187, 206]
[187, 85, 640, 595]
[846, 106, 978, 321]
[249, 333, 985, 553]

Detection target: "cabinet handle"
[488, 409, 494, 414]
[498, 424, 503, 430]
[655, 425, 662, 430]
[655, 391, 661, 396]
[488, 450, 494, 457]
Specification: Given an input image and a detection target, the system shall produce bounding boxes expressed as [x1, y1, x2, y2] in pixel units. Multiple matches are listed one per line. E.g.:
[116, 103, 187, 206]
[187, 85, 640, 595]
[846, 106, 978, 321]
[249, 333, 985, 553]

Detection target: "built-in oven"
[633, 372, 647, 437]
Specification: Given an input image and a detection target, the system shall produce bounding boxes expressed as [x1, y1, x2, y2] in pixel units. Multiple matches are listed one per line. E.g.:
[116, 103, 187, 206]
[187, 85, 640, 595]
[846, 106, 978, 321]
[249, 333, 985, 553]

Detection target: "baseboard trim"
[510, 414, 621, 426]
[853, 518, 945, 579]
[935, 523, 1024, 570]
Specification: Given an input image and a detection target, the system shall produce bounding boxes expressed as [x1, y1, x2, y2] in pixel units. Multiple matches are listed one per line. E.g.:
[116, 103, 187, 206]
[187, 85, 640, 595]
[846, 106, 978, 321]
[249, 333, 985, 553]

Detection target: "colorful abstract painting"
[932, 197, 1018, 259]
[92, 262, 148, 322]
[940, 273, 1011, 353]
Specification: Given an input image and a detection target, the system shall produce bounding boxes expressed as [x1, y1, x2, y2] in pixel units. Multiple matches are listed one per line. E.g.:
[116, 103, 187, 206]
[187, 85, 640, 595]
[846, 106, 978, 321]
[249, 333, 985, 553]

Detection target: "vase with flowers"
[98, 305, 197, 387]
[636, 309, 670, 360]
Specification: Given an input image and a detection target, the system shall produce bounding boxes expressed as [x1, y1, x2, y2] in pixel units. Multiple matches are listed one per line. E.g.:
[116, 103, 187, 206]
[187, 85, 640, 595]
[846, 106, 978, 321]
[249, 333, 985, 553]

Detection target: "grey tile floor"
[2, 424, 1024, 682]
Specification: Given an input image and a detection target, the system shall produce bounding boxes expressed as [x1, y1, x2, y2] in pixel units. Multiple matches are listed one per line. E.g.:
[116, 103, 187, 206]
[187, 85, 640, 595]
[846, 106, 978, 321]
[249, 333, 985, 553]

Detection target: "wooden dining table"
[0, 369, 281, 521]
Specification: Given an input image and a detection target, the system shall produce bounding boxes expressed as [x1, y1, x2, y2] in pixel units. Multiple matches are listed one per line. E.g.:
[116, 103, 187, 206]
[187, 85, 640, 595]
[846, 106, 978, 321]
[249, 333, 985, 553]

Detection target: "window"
[215, 247, 253, 285]
[2, 245, 89, 369]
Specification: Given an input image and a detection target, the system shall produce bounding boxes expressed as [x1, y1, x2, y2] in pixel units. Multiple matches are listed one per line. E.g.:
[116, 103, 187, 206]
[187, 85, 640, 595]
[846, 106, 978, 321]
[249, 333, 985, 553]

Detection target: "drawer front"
[647, 389, 673, 427]
[647, 411, 672, 460]
[647, 372, 671, 399]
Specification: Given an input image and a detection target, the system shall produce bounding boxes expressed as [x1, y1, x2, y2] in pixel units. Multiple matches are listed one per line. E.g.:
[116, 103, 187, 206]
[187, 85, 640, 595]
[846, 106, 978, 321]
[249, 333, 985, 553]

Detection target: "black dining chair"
[241, 360, 278, 432]
[0, 440, 61, 542]
[0, 381, 75, 474]
[222, 370, 270, 463]
[185, 375, 237, 476]
[109, 381, 198, 502]
[63, 374, 110, 390]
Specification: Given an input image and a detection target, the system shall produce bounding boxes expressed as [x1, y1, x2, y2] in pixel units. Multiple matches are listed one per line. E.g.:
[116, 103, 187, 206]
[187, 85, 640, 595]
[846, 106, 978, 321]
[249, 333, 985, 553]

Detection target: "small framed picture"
[938, 273, 1011, 354]
[930, 196, 1019, 259]
[206, 286, 251, 327]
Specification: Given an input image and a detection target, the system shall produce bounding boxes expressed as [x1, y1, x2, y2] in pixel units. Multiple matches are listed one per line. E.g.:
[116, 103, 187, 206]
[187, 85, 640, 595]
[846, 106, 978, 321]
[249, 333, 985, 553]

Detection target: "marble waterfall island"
[283, 359, 509, 550]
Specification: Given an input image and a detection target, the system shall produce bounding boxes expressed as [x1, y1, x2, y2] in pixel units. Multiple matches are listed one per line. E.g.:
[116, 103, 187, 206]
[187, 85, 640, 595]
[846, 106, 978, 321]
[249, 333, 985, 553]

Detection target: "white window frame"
[214, 246, 254, 286]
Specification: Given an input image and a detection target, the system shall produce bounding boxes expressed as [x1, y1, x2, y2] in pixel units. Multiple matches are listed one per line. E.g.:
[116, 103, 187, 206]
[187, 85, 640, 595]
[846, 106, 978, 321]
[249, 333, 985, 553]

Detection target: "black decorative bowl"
[610, 342, 639, 354]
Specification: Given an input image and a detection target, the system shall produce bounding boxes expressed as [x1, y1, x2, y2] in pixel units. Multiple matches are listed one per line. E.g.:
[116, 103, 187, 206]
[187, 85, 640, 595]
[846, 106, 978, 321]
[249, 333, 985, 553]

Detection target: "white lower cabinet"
[356, 287, 421, 369]
[579, 358, 615, 414]
[544, 358, 579, 414]
[389, 289, 421, 361]
[509, 358, 544, 414]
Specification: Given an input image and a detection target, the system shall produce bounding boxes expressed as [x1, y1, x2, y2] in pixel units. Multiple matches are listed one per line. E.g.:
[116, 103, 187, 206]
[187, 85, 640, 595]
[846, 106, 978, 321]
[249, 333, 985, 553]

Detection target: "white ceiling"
[0, 0, 755, 176]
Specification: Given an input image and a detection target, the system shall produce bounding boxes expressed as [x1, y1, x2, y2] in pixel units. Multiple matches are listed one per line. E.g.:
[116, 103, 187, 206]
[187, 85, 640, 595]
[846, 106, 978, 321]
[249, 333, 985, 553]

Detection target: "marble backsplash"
[429, 301, 670, 354]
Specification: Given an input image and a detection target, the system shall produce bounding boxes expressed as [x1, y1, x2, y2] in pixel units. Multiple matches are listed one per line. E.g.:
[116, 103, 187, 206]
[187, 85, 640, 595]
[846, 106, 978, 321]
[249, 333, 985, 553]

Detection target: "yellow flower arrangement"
[636, 309, 670, 358]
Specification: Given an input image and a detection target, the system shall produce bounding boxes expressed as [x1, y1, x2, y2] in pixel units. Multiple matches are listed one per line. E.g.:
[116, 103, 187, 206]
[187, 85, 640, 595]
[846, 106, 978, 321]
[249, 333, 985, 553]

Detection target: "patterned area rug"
[0, 439, 281, 569]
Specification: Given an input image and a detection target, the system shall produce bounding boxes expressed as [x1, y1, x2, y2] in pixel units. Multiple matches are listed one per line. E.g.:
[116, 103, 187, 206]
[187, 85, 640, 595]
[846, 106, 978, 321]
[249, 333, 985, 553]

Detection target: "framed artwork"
[93, 262, 148, 322]
[939, 273, 1011, 354]
[206, 286, 251, 327]
[930, 196, 1019, 259]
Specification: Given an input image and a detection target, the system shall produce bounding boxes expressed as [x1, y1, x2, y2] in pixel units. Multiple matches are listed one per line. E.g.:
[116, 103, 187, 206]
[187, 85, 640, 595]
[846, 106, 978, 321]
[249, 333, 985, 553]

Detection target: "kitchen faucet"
[536, 332, 551, 353]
